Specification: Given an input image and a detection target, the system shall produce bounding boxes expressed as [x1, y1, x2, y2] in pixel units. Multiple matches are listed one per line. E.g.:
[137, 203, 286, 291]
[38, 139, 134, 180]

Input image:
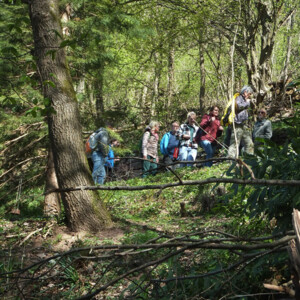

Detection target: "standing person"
[227, 86, 254, 158]
[89, 127, 110, 185]
[104, 139, 120, 180]
[160, 121, 180, 169]
[253, 108, 272, 141]
[178, 112, 199, 167]
[198, 106, 223, 167]
[142, 121, 160, 178]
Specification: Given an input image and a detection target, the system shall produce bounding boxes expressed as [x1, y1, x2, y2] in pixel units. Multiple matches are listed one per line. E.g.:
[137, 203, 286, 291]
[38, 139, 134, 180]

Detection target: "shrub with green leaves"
[227, 107, 300, 232]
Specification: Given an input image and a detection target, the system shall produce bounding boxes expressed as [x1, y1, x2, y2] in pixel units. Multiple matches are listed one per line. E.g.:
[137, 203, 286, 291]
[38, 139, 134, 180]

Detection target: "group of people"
[90, 85, 273, 183]
[141, 85, 273, 177]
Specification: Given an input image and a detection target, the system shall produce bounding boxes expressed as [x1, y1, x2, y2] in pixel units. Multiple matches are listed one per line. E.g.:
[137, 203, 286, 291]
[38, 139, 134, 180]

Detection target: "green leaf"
[1, 46, 19, 56]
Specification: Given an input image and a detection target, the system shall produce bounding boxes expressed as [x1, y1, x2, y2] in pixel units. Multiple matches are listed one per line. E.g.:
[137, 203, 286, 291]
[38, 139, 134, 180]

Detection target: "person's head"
[240, 85, 253, 99]
[111, 139, 119, 147]
[187, 112, 196, 125]
[170, 121, 180, 133]
[209, 106, 220, 117]
[257, 108, 267, 120]
[149, 120, 160, 133]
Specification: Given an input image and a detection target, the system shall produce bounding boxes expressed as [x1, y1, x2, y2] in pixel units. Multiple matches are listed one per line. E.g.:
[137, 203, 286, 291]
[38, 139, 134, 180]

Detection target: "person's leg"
[224, 126, 232, 147]
[226, 125, 243, 158]
[200, 140, 214, 167]
[149, 157, 158, 176]
[186, 148, 198, 167]
[142, 157, 151, 178]
[92, 151, 106, 184]
[163, 155, 174, 170]
[178, 146, 188, 167]
[241, 125, 254, 155]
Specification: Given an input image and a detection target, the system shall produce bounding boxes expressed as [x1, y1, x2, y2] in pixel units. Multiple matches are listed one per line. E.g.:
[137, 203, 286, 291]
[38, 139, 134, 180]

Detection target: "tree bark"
[28, 0, 112, 232]
[44, 147, 61, 216]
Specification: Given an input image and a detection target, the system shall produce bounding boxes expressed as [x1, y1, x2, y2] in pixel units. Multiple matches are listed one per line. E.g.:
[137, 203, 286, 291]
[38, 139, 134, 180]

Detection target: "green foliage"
[225, 107, 300, 232]
[122, 231, 159, 245]
[0, 1, 300, 299]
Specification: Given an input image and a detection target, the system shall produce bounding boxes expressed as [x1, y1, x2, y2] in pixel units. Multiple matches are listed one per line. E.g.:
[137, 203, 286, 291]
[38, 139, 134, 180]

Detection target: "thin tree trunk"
[28, 0, 112, 232]
[95, 65, 105, 127]
[167, 45, 175, 114]
[281, 14, 294, 103]
[152, 52, 160, 117]
[230, 0, 241, 98]
[141, 81, 148, 110]
[199, 43, 205, 114]
[44, 147, 61, 216]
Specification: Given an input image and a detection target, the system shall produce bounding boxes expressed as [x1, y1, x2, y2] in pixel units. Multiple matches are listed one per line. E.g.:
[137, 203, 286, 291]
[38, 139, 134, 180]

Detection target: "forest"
[1, 0, 300, 299]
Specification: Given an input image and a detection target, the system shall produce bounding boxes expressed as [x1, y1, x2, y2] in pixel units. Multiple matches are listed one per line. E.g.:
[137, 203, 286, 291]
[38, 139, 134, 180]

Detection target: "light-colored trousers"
[227, 124, 254, 158]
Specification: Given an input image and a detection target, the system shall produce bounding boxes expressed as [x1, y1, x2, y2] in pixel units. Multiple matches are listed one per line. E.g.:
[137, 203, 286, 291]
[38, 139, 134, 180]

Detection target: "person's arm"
[160, 133, 168, 155]
[178, 124, 190, 140]
[200, 114, 210, 128]
[264, 120, 272, 139]
[236, 95, 250, 111]
[142, 131, 150, 158]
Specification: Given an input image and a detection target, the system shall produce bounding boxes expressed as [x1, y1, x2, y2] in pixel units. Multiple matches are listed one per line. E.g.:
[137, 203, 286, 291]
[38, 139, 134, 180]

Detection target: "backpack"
[221, 93, 240, 126]
[85, 128, 110, 157]
[195, 127, 204, 144]
[85, 132, 97, 157]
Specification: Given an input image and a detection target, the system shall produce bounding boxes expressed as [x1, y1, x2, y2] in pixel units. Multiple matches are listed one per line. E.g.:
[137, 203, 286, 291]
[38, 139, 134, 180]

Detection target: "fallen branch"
[2, 232, 294, 277]
[45, 177, 300, 194]
[263, 283, 295, 297]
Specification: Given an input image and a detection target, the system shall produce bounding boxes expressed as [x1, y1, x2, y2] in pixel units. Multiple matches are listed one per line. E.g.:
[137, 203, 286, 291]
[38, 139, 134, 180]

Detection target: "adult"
[178, 112, 199, 167]
[198, 106, 223, 167]
[141, 121, 160, 177]
[90, 128, 110, 185]
[253, 108, 272, 148]
[104, 139, 120, 180]
[227, 86, 254, 158]
[160, 121, 180, 169]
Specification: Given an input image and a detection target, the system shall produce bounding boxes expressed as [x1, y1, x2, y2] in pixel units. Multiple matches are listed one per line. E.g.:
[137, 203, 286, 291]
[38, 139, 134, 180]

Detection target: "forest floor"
[2, 163, 274, 299]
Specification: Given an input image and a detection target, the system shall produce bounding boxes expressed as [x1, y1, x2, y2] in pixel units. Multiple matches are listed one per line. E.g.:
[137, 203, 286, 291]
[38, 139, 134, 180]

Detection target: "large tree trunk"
[28, 0, 112, 232]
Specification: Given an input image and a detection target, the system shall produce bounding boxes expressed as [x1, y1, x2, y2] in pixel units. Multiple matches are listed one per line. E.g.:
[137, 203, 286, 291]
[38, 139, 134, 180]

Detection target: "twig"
[237, 158, 255, 179]
[0, 155, 47, 179]
[18, 228, 44, 246]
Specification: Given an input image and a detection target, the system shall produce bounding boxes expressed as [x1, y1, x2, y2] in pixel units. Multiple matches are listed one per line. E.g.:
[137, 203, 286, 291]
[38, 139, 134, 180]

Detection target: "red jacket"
[200, 114, 223, 143]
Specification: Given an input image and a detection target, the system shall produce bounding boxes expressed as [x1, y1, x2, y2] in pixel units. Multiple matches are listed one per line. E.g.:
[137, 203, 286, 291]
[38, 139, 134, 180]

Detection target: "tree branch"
[45, 177, 300, 194]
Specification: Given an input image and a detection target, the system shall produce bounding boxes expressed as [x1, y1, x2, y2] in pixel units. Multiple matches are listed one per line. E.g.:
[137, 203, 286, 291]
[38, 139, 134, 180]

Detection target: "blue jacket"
[104, 146, 114, 168]
[160, 131, 179, 157]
